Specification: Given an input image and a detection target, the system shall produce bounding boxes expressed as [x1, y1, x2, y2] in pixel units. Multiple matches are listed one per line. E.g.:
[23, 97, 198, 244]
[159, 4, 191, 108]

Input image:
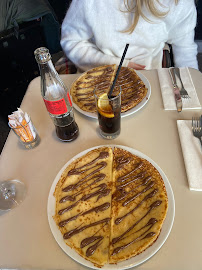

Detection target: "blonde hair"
[124, 0, 179, 33]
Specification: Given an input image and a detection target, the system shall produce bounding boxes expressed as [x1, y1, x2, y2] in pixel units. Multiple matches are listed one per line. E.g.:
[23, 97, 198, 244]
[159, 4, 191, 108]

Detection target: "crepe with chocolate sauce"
[53, 146, 168, 267]
[70, 65, 148, 113]
[53, 147, 113, 267]
[109, 147, 168, 263]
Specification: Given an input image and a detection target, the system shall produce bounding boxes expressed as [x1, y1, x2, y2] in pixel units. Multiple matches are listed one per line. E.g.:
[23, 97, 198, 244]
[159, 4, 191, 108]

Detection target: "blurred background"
[0, 0, 202, 154]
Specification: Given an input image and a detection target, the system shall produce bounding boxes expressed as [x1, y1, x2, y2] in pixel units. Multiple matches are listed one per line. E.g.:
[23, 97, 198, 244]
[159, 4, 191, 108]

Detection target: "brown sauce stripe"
[63, 218, 110, 239]
[58, 183, 110, 215]
[112, 231, 156, 256]
[114, 189, 159, 225]
[112, 200, 162, 244]
[59, 202, 110, 227]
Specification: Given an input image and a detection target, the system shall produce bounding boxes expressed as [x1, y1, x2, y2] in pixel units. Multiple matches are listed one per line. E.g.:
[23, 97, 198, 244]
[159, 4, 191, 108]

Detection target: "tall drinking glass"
[94, 86, 121, 139]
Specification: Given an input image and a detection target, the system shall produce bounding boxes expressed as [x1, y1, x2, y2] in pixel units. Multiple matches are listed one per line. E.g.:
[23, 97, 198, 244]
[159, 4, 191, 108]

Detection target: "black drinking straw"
[108, 43, 129, 99]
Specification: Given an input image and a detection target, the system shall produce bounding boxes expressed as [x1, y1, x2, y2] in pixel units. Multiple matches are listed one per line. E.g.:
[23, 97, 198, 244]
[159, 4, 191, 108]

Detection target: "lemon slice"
[97, 93, 114, 118]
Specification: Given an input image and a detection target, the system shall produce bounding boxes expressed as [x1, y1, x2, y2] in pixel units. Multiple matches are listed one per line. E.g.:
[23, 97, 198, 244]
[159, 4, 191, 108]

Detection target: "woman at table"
[61, 0, 198, 72]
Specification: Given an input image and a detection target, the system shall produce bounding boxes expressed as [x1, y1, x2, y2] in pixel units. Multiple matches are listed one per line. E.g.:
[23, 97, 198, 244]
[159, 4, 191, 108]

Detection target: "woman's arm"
[61, 0, 129, 71]
[171, 31, 198, 69]
[167, 0, 198, 69]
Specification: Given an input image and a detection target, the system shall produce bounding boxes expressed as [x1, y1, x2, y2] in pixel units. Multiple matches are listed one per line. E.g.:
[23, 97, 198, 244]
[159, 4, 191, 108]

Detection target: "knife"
[169, 67, 182, 112]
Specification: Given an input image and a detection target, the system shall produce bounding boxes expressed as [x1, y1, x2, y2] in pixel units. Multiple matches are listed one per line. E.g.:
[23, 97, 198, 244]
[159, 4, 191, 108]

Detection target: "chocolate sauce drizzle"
[112, 200, 162, 244]
[59, 183, 110, 215]
[122, 180, 155, 206]
[63, 218, 110, 239]
[81, 236, 103, 249]
[112, 231, 156, 256]
[116, 156, 133, 170]
[58, 152, 110, 217]
[59, 213, 80, 227]
[117, 171, 147, 189]
[81, 236, 103, 257]
[58, 202, 110, 227]
[117, 68, 146, 108]
[112, 218, 157, 256]
[117, 162, 144, 182]
[114, 189, 158, 225]
[121, 218, 158, 242]
[114, 176, 152, 202]
[82, 202, 110, 216]
[74, 67, 114, 110]
[62, 173, 105, 193]
[67, 161, 107, 177]
[81, 183, 110, 202]
[80, 222, 109, 257]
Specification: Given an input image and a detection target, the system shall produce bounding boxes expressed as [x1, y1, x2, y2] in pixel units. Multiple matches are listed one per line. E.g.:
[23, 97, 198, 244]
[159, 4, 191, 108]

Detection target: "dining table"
[0, 68, 202, 270]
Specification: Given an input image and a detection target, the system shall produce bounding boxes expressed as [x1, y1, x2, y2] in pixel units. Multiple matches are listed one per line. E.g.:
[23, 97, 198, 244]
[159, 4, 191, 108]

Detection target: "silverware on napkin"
[177, 120, 202, 190]
[192, 115, 202, 148]
[169, 67, 182, 112]
[174, 68, 190, 99]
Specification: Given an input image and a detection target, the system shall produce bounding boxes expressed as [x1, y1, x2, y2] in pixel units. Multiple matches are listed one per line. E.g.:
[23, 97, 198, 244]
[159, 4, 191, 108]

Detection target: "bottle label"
[43, 98, 68, 115]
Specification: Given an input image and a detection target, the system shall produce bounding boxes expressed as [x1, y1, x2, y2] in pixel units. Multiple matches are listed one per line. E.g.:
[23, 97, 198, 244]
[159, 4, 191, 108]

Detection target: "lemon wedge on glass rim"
[97, 93, 115, 118]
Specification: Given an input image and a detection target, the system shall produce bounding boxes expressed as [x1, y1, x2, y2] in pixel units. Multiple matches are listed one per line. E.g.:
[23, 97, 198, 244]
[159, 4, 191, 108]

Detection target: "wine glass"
[0, 179, 26, 211]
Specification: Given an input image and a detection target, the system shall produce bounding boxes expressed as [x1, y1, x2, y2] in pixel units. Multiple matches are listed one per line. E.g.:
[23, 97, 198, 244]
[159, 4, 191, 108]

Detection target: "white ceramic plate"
[71, 71, 151, 119]
[47, 145, 175, 270]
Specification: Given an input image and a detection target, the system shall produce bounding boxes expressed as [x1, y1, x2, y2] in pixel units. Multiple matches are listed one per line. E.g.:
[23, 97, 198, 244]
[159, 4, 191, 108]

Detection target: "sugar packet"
[8, 109, 36, 142]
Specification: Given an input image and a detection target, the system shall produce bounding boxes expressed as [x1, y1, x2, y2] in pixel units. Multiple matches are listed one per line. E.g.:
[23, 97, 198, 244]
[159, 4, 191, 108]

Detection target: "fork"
[174, 68, 190, 99]
[192, 116, 202, 147]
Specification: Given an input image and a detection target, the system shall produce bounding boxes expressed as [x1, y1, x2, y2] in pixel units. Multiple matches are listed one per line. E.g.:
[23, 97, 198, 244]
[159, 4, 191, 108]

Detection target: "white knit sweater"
[61, 0, 198, 71]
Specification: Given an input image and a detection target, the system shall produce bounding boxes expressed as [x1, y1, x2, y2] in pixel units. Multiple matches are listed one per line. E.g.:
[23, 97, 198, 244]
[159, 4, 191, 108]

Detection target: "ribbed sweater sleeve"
[167, 0, 198, 69]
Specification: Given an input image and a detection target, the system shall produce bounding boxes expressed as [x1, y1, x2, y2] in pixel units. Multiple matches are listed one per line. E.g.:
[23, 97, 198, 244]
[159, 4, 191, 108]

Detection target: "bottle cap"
[34, 47, 51, 64]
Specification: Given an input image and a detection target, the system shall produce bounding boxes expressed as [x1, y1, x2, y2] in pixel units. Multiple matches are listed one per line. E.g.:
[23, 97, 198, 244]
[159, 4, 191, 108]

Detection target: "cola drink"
[34, 47, 79, 142]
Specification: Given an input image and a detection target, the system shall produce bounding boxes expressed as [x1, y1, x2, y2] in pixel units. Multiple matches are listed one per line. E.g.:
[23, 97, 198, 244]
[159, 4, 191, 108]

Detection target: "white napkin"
[177, 120, 202, 191]
[158, 68, 201, 110]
